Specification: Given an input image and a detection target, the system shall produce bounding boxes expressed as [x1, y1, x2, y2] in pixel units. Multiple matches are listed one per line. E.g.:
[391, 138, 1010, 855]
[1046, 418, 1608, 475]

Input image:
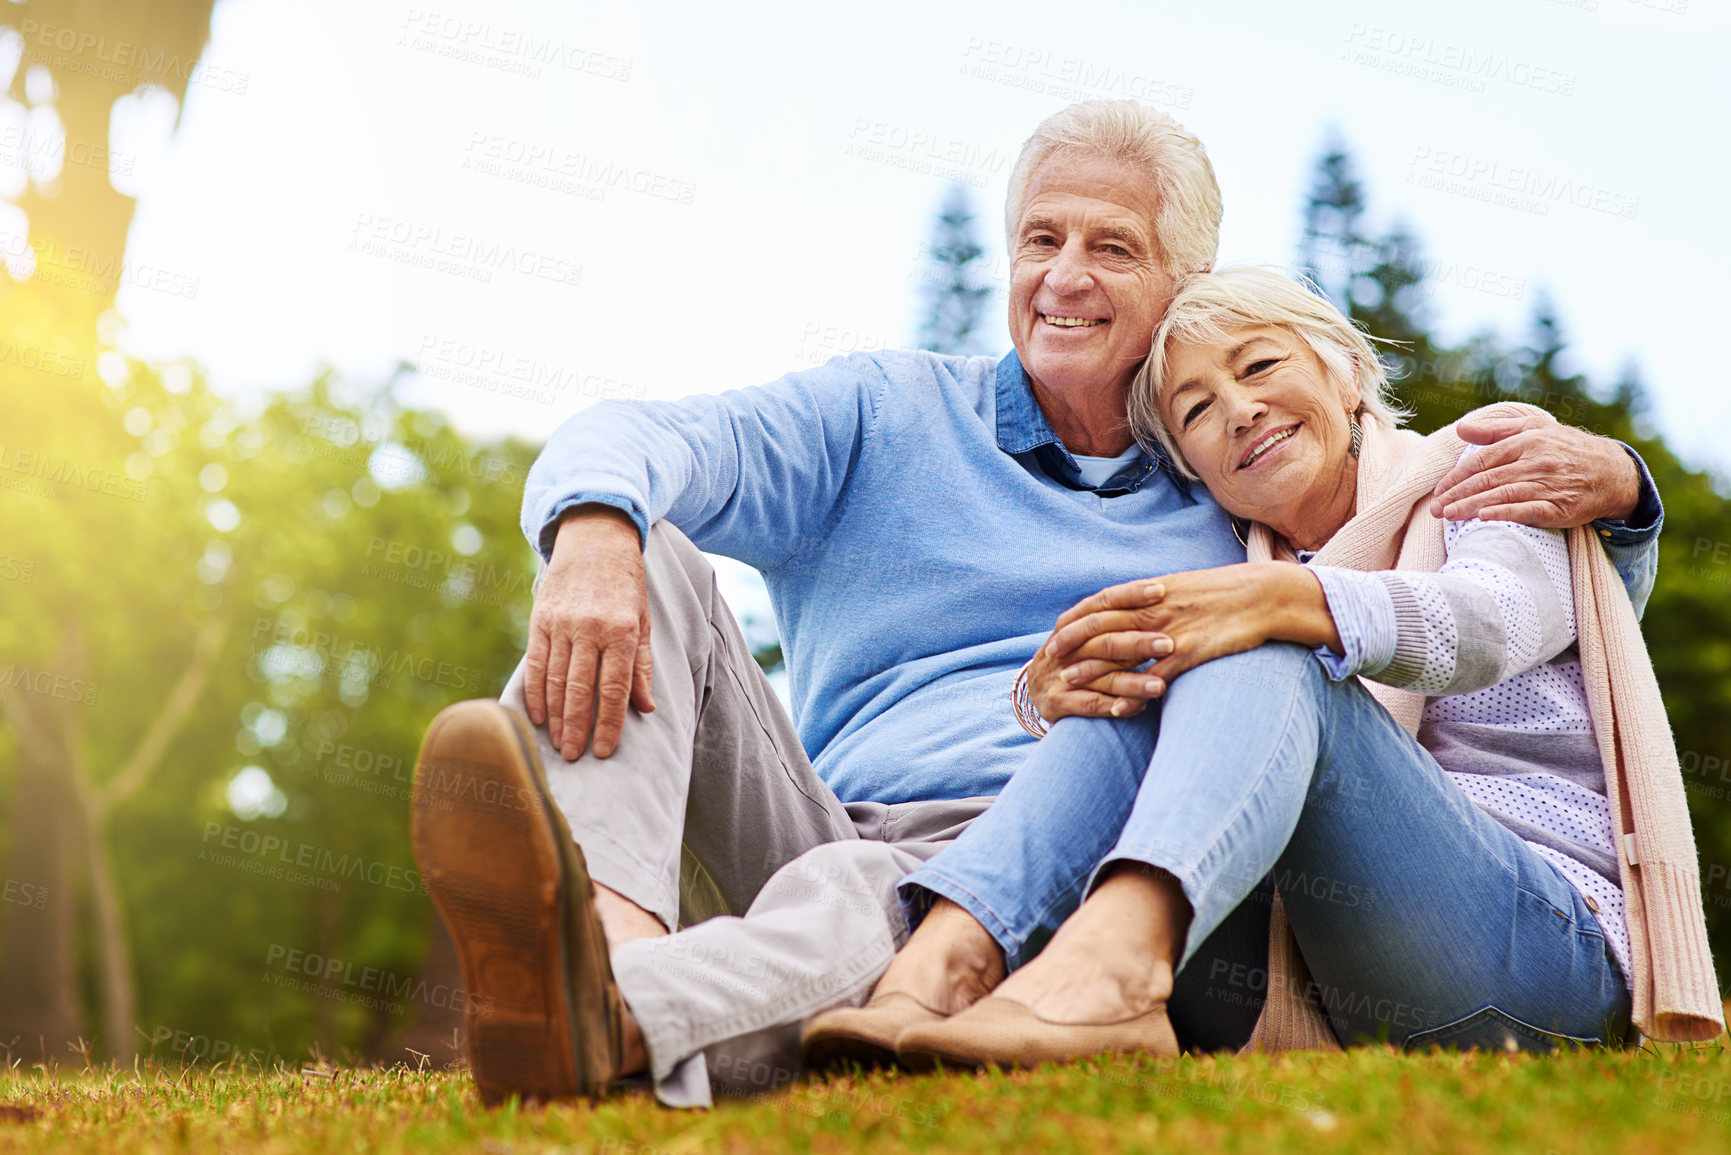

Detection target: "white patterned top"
[1304, 501, 1632, 988]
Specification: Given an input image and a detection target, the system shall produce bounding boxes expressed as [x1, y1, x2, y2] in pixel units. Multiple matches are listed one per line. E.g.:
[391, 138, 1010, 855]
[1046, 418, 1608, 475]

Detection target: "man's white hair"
[1130, 265, 1411, 479]
[1005, 100, 1223, 277]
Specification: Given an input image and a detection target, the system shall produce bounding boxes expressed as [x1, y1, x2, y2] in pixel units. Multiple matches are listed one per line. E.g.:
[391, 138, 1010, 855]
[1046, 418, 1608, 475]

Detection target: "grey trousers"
[501, 523, 988, 1106]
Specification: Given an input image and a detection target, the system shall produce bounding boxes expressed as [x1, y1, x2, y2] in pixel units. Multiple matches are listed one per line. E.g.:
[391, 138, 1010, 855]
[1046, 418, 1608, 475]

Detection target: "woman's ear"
[1340, 354, 1365, 414]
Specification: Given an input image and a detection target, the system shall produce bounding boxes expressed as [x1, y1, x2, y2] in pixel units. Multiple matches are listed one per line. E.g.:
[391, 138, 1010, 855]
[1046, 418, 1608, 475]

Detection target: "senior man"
[409, 101, 1663, 1108]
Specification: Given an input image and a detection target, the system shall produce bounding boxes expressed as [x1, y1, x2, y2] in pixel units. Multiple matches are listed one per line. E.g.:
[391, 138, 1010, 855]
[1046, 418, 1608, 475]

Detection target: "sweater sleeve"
[1308, 517, 1578, 696]
[519, 352, 888, 570]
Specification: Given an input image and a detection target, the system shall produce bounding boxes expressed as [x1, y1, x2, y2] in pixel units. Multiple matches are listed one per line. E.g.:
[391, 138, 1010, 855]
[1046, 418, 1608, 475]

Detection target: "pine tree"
[916, 185, 994, 356]
[1515, 293, 1589, 411]
[1297, 143, 1450, 425]
[1297, 138, 1370, 309]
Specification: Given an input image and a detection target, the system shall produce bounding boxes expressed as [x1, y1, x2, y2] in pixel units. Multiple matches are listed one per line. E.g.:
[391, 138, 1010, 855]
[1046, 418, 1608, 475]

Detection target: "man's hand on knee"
[1428, 409, 1640, 527]
[525, 506, 655, 760]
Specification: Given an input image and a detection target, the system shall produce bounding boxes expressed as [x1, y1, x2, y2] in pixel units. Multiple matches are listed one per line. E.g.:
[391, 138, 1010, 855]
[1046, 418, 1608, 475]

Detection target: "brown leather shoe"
[410, 700, 626, 1104]
[801, 991, 948, 1070]
[895, 994, 1178, 1071]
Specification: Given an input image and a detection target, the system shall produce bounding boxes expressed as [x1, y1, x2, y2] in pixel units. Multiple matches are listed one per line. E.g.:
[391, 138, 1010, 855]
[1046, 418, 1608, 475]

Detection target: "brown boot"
[801, 992, 948, 1070]
[410, 700, 626, 1104]
[894, 994, 1177, 1072]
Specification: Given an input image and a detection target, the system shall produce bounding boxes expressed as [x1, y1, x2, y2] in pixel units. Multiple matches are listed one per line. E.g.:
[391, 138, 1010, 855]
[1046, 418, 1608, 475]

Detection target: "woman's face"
[1158, 324, 1362, 543]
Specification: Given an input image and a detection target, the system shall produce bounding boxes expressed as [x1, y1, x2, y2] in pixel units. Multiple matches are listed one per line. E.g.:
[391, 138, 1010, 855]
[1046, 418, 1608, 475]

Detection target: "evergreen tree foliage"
[916, 185, 994, 357]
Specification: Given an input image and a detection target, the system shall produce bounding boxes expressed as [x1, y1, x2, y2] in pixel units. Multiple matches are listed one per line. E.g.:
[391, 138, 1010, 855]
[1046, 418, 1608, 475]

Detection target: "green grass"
[3, 1046, 1730, 1154]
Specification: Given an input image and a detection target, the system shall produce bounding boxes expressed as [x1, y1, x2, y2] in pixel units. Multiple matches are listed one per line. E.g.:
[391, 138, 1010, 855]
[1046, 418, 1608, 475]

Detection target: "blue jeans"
[900, 643, 1631, 1051]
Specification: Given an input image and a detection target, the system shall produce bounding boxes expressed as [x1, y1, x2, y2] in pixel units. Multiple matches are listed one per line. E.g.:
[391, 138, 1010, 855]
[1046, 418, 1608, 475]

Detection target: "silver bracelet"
[1012, 661, 1049, 739]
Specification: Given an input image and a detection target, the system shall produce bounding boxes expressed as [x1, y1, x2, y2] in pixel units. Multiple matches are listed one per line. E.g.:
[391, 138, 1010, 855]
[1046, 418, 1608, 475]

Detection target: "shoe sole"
[896, 999, 1178, 1073]
[802, 1030, 898, 1072]
[893, 1040, 959, 1074]
[411, 701, 584, 1105]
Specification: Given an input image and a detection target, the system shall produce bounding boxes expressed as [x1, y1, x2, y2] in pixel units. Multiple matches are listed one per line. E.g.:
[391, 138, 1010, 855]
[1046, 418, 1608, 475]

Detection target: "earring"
[1348, 411, 1363, 460]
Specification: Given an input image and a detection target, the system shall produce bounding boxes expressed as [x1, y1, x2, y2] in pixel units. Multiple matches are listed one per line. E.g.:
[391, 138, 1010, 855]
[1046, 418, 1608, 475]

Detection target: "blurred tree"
[3, 347, 542, 1065]
[0, 0, 218, 1062]
[915, 184, 993, 357]
[1296, 136, 1368, 309]
[4, 0, 217, 336]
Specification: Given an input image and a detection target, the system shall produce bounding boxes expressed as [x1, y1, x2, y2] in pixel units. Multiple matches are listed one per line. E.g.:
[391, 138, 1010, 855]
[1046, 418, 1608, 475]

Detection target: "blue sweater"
[521, 350, 1244, 803]
[521, 350, 1661, 805]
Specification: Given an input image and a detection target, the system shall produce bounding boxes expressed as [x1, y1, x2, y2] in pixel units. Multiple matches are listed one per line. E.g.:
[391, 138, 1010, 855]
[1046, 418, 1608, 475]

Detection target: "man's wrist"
[1591, 443, 1664, 544]
[552, 503, 641, 560]
[1606, 441, 1642, 523]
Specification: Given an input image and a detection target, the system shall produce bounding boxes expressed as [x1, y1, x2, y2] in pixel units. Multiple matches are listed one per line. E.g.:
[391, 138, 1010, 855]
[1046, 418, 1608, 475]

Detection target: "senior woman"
[804, 267, 1722, 1066]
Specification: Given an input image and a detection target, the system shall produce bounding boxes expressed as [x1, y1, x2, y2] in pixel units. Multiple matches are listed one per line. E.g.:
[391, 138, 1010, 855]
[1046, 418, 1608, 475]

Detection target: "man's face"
[1008, 152, 1174, 404]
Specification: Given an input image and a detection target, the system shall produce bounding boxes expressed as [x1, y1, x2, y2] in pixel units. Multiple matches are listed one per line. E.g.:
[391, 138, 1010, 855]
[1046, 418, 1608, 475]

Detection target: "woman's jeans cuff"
[1087, 848, 1230, 976]
[898, 868, 1031, 970]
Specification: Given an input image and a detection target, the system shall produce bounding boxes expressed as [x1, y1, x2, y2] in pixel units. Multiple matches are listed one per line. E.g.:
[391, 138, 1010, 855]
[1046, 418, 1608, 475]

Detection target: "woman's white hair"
[1130, 265, 1410, 479]
[1005, 101, 1222, 278]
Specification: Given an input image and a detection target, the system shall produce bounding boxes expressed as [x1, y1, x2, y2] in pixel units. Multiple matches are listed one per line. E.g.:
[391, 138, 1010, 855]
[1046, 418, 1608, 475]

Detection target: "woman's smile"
[1237, 423, 1301, 471]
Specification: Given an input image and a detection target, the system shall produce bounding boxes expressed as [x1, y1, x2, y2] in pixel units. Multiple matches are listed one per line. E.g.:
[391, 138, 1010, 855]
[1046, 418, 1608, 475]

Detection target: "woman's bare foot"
[870, 898, 1007, 1013]
[993, 864, 1190, 1023]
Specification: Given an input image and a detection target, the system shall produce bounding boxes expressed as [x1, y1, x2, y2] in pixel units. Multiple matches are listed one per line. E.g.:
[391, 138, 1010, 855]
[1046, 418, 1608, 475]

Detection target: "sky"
[24, 0, 1731, 478]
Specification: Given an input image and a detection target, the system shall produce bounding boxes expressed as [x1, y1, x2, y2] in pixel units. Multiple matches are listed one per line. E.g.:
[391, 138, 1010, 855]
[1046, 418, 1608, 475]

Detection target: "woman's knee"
[1166, 642, 1318, 707]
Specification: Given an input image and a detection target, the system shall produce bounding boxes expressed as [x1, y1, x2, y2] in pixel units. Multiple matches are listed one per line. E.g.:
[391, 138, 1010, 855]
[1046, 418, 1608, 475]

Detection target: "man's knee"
[646, 521, 708, 584]
[642, 521, 732, 632]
